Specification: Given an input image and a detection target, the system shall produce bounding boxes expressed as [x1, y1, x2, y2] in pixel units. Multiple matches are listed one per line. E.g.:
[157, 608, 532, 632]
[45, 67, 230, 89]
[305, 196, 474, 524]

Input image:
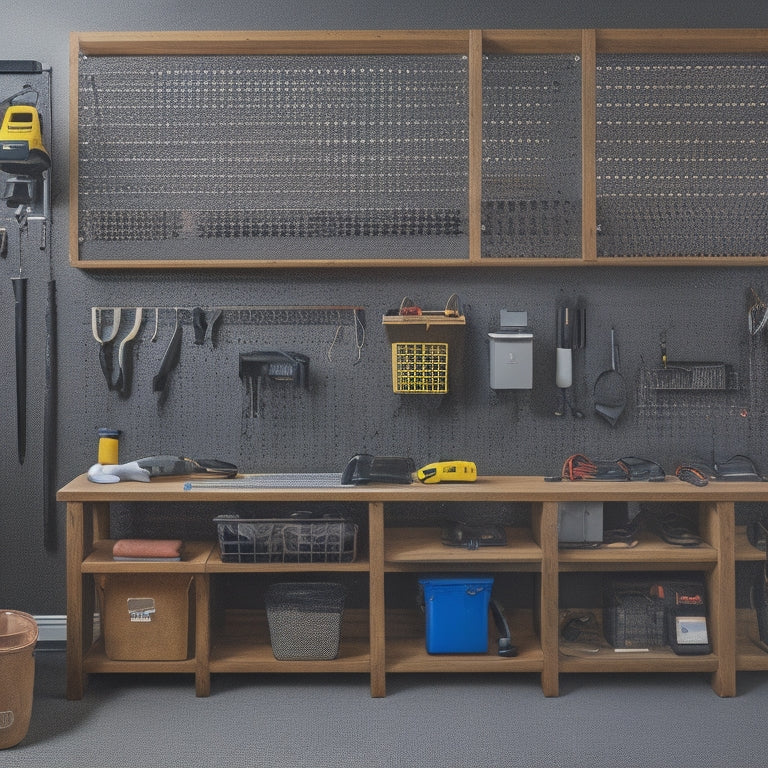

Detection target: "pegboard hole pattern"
[595, 54, 768, 257]
[481, 54, 582, 259]
[77, 54, 469, 246]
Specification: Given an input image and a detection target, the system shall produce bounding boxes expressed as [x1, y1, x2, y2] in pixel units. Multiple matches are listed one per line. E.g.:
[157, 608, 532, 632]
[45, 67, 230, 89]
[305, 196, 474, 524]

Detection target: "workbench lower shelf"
[384, 608, 544, 674]
[83, 637, 199, 675]
[209, 608, 371, 674]
[558, 649, 720, 674]
[736, 609, 768, 671]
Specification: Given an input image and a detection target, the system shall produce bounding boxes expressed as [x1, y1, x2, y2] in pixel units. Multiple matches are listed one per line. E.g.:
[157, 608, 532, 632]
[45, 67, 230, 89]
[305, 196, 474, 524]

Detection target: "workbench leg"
[195, 574, 211, 697]
[704, 502, 736, 697]
[368, 502, 386, 697]
[66, 502, 90, 700]
[535, 502, 560, 697]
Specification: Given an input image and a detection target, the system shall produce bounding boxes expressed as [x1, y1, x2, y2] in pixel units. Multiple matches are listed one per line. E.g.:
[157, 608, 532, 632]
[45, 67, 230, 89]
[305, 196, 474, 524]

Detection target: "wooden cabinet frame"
[69, 28, 767, 269]
[59, 474, 768, 699]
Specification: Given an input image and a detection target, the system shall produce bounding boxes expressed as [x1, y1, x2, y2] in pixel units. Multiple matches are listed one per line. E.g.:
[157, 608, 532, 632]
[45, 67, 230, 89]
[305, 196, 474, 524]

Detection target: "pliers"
[92, 307, 122, 390]
[91, 307, 143, 396]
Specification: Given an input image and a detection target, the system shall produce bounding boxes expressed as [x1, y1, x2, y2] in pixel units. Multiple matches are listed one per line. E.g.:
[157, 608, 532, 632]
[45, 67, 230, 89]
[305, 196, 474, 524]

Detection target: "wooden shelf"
[209, 642, 371, 674]
[386, 636, 543, 673]
[558, 532, 718, 572]
[209, 609, 371, 674]
[559, 646, 719, 673]
[385, 608, 544, 673]
[61, 473, 768, 699]
[382, 315, 466, 329]
[384, 526, 541, 570]
[82, 540, 213, 572]
[83, 637, 198, 675]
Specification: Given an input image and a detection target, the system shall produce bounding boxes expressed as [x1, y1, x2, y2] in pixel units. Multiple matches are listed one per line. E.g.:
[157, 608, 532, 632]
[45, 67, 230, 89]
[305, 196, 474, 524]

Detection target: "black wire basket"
[214, 515, 358, 563]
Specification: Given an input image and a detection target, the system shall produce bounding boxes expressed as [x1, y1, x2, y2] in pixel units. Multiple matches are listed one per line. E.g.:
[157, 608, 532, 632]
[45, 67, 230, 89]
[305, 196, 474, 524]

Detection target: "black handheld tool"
[43, 276, 57, 548]
[92, 307, 121, 390]
[12, 275, 27, 463]
[43, 167, 56, 548]
[192, 307, 207, 344]
[11, 203, 29, 463]
[153, 312, 183, 393]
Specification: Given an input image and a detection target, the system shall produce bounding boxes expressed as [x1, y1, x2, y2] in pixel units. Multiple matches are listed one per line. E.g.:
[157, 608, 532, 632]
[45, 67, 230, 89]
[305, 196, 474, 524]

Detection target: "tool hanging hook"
[748, 288, 768, 336]
[151, 307, 159, 342]
[353, 309, 365, 364]
[112, 308, 143, 397]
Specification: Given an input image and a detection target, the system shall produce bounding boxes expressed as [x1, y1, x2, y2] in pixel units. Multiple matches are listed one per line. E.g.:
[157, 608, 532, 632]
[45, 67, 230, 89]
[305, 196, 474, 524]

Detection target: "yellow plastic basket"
[391, 342, 449, 394]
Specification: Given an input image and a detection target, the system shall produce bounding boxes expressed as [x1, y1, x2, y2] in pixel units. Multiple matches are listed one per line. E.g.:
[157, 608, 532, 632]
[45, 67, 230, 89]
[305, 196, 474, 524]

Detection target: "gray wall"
[2, 1, 767, 614]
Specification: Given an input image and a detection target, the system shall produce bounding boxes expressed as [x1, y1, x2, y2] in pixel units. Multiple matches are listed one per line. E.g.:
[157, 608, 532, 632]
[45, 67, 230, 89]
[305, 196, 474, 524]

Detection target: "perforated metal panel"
[481, 54, 582, 259]
[77, 54, 469, 254]
[596, 54, 768, 258]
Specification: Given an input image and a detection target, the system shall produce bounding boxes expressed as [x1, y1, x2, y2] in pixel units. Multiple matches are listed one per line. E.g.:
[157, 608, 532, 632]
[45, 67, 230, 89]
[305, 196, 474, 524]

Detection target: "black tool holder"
[1, 61, 55, 548]
[239, 350, 309, 417]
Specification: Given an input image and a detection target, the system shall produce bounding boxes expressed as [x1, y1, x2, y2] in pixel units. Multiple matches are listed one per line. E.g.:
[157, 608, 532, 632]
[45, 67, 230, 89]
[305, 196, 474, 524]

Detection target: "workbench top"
[57, 473, 768, 503]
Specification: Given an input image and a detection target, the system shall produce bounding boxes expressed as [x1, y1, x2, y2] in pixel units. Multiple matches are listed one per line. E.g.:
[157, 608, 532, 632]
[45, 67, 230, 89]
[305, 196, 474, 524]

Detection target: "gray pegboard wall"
[4, 42, 768, 616]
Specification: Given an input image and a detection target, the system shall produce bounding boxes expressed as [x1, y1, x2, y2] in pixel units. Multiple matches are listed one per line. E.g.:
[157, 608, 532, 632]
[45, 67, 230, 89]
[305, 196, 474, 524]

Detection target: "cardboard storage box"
[97, 574, 193, 661]
[418, 576, 493, 653]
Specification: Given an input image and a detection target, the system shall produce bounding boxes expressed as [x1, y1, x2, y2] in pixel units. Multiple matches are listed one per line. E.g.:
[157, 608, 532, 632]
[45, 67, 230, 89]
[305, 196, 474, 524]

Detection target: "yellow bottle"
[97, 428, 120, 464]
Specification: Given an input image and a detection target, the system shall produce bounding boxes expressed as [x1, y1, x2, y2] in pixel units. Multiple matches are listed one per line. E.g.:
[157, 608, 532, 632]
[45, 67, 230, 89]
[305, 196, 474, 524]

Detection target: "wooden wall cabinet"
[70, 29, 768, 269]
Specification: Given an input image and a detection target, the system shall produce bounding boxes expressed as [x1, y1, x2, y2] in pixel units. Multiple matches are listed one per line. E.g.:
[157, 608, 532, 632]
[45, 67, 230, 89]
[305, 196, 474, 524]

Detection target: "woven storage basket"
[264, 582, 346, 660]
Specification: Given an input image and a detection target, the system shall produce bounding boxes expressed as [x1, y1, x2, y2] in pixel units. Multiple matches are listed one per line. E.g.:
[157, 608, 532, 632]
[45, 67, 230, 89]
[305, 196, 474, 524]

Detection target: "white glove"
[87, 461, 151, 484]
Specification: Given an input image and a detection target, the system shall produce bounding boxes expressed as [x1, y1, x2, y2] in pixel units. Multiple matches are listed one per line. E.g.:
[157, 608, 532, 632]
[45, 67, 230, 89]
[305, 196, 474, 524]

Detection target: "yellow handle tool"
[417, 461, 477, 483]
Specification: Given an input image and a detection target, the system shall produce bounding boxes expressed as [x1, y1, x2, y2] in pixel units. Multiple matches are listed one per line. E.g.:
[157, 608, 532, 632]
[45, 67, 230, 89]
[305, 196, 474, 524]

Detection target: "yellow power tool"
[417, 461, 477, 483]
[0, 103, 50, 174]
[1, 88, 51, 207]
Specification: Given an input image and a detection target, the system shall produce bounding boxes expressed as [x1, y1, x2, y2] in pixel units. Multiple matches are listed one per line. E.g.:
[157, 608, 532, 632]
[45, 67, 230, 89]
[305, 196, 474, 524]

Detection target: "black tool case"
[603, 575, 711, 654]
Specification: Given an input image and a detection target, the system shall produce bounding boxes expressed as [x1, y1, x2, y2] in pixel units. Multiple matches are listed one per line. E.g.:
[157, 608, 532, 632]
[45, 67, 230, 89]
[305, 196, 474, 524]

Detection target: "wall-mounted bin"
[391, 342, 449, 393]
[648, 362, 729, 391]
